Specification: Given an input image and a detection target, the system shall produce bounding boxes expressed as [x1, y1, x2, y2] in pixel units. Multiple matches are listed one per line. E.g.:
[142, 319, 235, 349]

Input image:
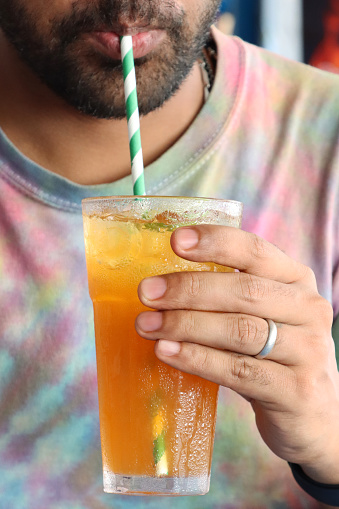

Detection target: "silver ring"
[255, 319, 278, 359]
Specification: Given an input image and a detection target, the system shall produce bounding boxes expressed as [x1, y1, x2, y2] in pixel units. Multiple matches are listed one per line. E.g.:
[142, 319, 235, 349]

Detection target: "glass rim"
[82, 195, 243, 207]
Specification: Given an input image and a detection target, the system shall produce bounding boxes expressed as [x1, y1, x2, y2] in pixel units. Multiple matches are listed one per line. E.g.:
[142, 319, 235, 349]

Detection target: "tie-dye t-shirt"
[0, 29, 339, 509]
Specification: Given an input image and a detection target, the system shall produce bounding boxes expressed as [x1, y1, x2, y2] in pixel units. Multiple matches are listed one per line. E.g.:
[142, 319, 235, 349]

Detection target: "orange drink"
[82, 196, 243, 496]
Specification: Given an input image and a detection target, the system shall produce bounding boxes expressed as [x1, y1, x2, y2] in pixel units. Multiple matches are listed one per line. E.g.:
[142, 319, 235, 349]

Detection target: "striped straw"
[120, 36, 146, 196]
[120, 37, 167, 475]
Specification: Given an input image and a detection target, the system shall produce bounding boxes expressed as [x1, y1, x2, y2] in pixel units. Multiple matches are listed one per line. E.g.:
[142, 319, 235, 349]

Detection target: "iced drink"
[82, 196, 243, 496]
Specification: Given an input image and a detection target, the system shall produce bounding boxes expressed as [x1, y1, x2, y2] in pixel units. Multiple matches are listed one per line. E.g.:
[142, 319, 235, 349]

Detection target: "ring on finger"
[255, 319, 278, 359]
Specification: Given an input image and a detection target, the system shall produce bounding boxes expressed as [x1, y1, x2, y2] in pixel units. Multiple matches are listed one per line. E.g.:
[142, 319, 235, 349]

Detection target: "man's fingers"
[171, 225, 317, 287]
[154, 340, 294, 406]
[138, 271, 317, 325]
[136, 310, 301, 365]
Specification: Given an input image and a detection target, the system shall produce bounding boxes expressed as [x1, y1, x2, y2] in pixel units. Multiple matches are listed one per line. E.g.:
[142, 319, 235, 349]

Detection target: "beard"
[0, 0, 220, 119]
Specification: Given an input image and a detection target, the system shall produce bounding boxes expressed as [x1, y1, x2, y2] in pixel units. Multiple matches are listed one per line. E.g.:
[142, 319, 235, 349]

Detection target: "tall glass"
[82, 196, 243, 496]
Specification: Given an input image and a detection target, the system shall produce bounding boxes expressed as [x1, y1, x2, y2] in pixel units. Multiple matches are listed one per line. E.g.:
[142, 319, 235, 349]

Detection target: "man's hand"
[135, 225, 339, 485]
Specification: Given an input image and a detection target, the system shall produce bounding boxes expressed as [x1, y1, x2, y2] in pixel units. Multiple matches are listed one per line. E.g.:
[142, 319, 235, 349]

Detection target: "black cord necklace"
[199, 37, 217, 101]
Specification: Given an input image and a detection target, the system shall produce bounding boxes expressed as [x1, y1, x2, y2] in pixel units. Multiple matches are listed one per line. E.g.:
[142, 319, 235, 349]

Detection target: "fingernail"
[175, 228, 199, 250]
[137, 312, 162, 332]
[140, 277, 167, 301]
[157, 340, 181, 356]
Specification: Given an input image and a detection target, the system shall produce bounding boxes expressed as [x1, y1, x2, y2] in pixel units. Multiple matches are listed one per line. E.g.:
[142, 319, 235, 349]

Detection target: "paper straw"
[120, 36, 146, 196]
[121, 36, 167, 475]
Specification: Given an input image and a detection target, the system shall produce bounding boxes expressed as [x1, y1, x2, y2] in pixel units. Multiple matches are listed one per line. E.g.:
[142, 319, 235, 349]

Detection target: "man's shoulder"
[214, 27, 339, 102]
[250, 40, 339, 96]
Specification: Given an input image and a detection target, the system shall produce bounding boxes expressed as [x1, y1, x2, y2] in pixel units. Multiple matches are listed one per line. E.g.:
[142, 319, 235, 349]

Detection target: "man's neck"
[0, 33, 205, 185]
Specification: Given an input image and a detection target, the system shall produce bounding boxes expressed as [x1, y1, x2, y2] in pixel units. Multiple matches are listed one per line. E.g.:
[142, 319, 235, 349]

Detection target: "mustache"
[53, 0, 185, 42]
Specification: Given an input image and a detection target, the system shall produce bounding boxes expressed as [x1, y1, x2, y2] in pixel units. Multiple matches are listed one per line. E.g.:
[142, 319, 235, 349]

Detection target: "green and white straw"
[121, 36, 167, 476]
[120, 36, 146, 196]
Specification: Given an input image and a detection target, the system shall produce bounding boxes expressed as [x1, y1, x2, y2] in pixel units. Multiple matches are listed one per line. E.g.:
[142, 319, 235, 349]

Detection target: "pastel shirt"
[0, 28, 338, 509]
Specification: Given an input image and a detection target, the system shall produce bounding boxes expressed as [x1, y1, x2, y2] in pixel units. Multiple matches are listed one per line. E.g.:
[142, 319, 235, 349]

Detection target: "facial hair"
[0, 0, 220, 119]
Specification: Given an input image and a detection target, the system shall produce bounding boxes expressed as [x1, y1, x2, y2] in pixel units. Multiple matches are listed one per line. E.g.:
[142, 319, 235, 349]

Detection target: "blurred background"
[217, 0, 339, 73]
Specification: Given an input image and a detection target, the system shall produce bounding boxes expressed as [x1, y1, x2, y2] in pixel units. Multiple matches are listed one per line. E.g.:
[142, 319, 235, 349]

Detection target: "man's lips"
[86, 29, 166, 60]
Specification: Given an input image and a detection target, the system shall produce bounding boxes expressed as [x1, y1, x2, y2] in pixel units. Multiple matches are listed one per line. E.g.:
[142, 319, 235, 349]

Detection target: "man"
[0, 1, 338, 508]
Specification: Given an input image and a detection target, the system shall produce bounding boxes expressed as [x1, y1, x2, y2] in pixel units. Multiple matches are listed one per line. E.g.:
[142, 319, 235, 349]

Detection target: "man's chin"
[49, 60, 188, 120]
[68, 90, 170, 120]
